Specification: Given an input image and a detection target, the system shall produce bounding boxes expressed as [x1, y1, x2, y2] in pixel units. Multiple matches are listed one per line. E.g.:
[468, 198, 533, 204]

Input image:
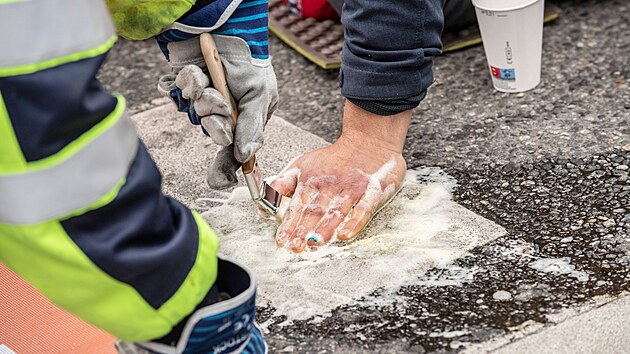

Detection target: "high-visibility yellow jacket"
[105, 0, 196, 40]
[0, 0, 221, 343]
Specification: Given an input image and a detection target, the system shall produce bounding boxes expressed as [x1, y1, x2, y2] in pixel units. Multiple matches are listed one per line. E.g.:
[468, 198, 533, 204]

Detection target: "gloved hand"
[158, 35, 278, 190]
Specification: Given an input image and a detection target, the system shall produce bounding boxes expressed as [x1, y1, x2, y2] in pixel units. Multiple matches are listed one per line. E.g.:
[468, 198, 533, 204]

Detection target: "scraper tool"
[200, 33, 289, 217]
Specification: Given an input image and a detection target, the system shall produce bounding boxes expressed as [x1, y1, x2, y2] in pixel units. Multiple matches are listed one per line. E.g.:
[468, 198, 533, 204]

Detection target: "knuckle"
[304, 204, 326, 217]
[327, 208, 345, 219]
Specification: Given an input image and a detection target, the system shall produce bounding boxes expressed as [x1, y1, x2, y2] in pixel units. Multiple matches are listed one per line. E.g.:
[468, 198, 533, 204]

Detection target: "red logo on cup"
[490, 65, 502, 78]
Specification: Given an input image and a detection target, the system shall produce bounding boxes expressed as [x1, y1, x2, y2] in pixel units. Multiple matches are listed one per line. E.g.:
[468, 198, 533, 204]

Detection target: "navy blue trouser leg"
[340, 0, 445, 105]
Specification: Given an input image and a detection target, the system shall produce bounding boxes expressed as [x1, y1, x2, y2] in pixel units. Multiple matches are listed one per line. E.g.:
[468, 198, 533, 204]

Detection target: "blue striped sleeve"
[156, 0, 269, 60]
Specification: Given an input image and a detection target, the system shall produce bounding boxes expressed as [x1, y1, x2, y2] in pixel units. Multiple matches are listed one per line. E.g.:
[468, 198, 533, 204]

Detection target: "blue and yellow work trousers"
[0, 0, 219, 342]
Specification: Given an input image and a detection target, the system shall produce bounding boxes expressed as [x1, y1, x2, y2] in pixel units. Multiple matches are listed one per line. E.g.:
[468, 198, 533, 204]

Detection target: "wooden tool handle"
[199, 33, 256, 173]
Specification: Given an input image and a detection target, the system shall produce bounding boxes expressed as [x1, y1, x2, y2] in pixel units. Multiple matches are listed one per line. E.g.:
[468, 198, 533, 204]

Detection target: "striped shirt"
[156, 0, 269, 60]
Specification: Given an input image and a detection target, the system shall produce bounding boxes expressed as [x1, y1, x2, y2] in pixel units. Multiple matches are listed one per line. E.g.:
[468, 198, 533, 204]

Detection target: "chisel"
[200, 33, 289, 217]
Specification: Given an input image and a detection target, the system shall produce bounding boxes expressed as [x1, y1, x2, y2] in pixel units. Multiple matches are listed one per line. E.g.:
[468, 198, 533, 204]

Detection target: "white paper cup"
[472, 0, 545, 92]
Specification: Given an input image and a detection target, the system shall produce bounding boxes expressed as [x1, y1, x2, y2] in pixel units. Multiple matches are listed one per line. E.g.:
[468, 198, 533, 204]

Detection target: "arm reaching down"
[272, 0, 444, 252]
[155, 0, 278, 189]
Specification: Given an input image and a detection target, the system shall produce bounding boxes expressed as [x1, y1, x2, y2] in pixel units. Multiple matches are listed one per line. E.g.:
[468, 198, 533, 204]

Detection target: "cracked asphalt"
[99, 0, 629, 352]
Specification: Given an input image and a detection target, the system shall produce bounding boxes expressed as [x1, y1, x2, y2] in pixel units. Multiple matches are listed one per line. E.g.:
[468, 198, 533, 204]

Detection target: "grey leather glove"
[158, 35, 278, 189]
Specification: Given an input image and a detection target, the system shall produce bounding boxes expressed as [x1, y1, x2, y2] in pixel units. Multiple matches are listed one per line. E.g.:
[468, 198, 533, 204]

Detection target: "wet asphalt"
[258, 150, 629, 353]
[99, 0, 629, 352]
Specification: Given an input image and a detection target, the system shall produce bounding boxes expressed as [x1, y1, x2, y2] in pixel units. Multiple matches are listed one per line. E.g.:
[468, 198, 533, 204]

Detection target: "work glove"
[156, 1, 278, 190]
[115, 258, 267, 354]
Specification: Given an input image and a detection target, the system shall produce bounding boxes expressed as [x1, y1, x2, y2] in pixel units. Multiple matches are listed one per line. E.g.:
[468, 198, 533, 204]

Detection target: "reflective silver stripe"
[0, 0, 115, 69]
[0, 344, 17, 354]
[0, 113, 138, 225]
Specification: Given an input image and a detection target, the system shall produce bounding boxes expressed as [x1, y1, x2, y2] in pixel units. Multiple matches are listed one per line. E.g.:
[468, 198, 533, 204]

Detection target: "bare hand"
[270, 102, 412, 252]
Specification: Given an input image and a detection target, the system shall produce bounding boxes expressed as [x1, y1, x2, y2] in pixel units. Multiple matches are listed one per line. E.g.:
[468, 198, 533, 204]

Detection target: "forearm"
[0, 60, 219, 343]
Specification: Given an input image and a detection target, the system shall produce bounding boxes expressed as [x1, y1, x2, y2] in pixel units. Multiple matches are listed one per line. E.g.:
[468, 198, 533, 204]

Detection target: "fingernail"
[306, 232, 321, 244]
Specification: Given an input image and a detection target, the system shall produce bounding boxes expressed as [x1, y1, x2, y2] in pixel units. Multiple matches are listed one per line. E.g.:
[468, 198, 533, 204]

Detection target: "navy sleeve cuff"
[348, 90, 426, 116]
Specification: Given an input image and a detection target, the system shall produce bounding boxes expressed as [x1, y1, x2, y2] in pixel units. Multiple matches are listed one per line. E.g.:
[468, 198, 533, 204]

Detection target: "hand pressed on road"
[270, 102, 412, 252]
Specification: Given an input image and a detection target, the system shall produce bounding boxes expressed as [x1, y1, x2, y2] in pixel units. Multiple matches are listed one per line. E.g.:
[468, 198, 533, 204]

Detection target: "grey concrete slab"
[130, 104, 328, 208]
[490, 294, 630, 354]
[204, 168, 506, 323]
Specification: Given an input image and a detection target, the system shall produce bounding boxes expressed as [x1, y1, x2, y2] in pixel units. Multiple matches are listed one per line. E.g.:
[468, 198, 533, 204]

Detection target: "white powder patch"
[360, 158, 398, 205]
[430, 330, 470, 338]
[198, 168, 505, 321]
[415, 265, 480, 287]
[529, 257, 590, 282]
